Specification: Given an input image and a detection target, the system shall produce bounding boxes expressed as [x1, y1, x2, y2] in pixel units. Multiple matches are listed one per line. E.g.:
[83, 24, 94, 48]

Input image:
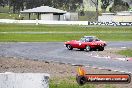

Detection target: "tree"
[101, 0, 113, 13]
[25, 0, 53, 9]
[1, 0, 83, 13]
[9, 0, 25, 13]
[110, 0, 129, 12]
[90, 0, 99, 21]
[55, 0, 83, 12]
[0, 0, 8, 7]
[0, 0, 4, 7]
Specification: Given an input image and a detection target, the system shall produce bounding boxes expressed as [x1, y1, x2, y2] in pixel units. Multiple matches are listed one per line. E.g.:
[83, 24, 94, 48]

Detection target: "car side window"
[85, 38, 93, 42]
[85, 39, 89, 42]
[89, 38, 93, 42]
[79, 38, 85, 42]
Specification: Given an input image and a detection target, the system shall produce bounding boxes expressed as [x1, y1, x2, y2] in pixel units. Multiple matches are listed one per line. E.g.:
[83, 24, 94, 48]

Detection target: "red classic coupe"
[65, 36, 106, 51]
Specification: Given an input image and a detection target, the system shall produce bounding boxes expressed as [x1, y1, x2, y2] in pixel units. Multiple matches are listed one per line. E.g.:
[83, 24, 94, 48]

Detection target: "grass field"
[0, 24, 132, 42]
[0, 13, 18, 19]
[117, 49, 132, 57]
[50, 78, 95, 88]
[0, 13, 37, 20]
[50, 77, 116, 88]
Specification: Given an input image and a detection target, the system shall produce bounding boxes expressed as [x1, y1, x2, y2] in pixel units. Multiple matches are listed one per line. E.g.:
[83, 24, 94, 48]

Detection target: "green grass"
[79, 16, 96, 21]
[0, 13, 37, 20]
[50, 77, 95, 88]
[50, 81, 95, 88]
[0, 13, 19, 19]
[0, 33, 131, 42]
[117, 49, 132, 57]
[0, 24, 132, 42]
[105, 85, 116, 88]
[49, 77, 116, 88]
[0, 6, 10, 13]
[0, 24, 131, 32]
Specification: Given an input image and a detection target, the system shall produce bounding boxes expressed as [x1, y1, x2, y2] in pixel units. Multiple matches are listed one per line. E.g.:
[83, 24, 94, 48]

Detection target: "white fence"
[0, 19, 132, 26]
[0, 19, 88, 25]
[88, 22, 132, 26]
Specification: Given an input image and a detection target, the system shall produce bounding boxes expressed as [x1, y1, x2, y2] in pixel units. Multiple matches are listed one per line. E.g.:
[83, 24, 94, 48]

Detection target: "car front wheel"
[85, 46, 91, 52]
[66, 44, 73, 50]
[99, 47, 104, 51]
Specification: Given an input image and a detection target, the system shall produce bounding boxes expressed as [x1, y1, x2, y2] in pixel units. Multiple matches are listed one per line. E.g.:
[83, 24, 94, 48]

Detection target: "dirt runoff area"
[0, 56, 131, 88]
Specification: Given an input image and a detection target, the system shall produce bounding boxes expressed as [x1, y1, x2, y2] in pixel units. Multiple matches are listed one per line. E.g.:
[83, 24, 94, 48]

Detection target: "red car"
[65, 36, 106, 51]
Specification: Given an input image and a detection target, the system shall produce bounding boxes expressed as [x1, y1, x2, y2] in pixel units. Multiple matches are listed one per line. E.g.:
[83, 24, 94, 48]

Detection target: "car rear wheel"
[85, 46, 91, 52]
[66, 44, 73, 50]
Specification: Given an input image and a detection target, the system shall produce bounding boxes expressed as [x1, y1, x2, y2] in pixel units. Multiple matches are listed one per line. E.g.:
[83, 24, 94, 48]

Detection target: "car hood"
[93, 40, 107, 46]
[65, 40, 78, 44]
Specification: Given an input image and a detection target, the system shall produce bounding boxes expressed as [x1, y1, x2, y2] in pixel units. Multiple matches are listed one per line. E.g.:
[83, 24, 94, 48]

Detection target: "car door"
[78, 39, 89, 48]
[74, 41, 82, 48]
[80, 38, 91, 48]
[70, 41, 80, 48]
[72, 41, 84, 48]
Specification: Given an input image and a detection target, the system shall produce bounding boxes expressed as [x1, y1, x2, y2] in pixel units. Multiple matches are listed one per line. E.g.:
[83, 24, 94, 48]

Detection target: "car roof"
[83, 36, 96, 38]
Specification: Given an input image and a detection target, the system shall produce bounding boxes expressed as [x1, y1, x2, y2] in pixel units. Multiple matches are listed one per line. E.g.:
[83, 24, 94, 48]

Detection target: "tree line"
[0, 0, 130, 13]
[0, 0, 83, 13]
[101, 0, 130, 12]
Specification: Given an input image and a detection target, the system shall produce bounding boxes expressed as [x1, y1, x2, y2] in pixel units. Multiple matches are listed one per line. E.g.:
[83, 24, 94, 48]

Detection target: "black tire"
[76, 75, 87, 86]
[99, 47, 104, 51]
[66, 44, 73, 50]
[85, 46, 91, 52]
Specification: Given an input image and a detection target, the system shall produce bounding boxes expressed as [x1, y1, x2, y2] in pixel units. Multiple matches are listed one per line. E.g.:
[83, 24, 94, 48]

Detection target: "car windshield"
[79, 38, 86, 42]
[79, 37, 100, 42]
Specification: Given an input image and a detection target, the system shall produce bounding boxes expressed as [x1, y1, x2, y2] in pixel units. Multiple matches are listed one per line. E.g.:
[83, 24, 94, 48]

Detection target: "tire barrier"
[76, 74, 131, 85]
[88, 22, 132, 26]
[76, 67, 131, 85]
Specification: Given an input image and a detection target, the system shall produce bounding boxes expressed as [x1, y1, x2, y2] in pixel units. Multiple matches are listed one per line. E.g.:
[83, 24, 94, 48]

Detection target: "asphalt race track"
[0, 42, 132, 73]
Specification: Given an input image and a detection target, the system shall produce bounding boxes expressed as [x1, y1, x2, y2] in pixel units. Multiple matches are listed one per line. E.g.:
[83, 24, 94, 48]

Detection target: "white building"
[21, 6, 78, 21]
[20, 6, 67, 21]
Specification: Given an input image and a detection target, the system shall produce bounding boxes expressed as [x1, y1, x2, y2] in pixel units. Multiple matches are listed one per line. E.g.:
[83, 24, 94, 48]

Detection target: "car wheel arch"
[85, 45, 91, 52]
[66, 44, 73, 50]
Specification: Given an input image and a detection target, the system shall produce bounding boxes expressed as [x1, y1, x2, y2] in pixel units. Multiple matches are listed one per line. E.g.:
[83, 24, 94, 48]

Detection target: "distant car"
[64, 36, 106, 51]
